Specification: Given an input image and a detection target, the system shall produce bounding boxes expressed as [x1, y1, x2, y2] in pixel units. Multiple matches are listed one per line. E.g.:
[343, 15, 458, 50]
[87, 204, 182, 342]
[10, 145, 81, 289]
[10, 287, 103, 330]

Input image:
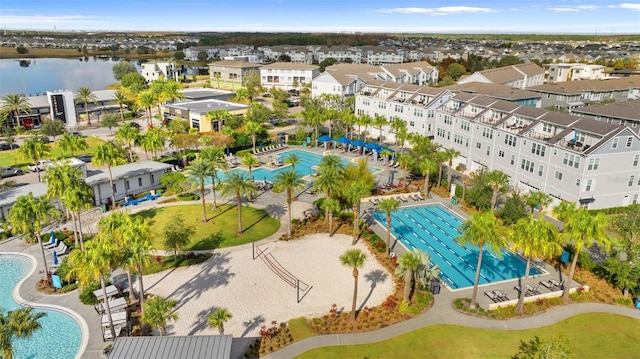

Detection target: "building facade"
[208, 61, 261, 88]
[259, 62, 320, 91]
[140, 62, 179, 82]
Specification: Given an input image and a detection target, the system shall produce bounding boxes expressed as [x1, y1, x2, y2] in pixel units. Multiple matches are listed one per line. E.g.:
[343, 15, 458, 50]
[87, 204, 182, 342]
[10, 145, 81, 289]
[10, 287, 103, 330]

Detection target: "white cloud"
[377, 6, 492, 15]
[548, 5, 599, 12]
[619, 3, 640, 10]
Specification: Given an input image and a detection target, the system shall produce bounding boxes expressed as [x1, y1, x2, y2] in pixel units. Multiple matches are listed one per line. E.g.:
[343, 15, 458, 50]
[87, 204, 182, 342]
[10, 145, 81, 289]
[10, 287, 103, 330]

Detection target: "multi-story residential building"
[208, 60, 261, 88]
[376, 62, 439, 86]
[140, 62, 178, 82]
[184, 46, 219, 61]
[445, 82, 542, 108]
[434, 94, 640, 209]
[528, 77, 640, 110]
[362, 46, 405, 65]
[163, 99, 248, 133]
[571, 101, 640, 134]
[258, 45, 315, 64]
[311, 63, 380, 100]
[458, 63, 545, 89]
[259, 62, 320, 91]
[315, 46, 362, 64]
[546, 63, 606, 83]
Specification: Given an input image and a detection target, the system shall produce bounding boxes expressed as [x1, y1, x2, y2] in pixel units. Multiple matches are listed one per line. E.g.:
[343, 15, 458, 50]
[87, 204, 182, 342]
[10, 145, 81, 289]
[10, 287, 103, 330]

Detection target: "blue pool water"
[210, 149, 379, 183]
[0, 254, 82, 359]
[372, 205, 540, 289]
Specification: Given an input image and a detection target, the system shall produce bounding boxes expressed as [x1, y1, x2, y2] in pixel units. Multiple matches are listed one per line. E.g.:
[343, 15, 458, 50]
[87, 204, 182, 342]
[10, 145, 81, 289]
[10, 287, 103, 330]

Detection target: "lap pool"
[0, 254, 83, 359]
[371, 205, 540, 290]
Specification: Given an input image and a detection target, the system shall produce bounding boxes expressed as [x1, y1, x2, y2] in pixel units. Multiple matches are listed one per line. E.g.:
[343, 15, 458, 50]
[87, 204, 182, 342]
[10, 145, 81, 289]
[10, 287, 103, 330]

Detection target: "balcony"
[560, 139, 592, 153]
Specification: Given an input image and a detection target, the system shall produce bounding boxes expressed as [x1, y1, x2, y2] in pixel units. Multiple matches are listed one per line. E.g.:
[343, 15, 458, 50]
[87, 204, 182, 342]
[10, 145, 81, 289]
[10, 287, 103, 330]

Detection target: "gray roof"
[107, 335, 232, 359]
[180, 88, 235, 101]
[572, 100, 640, 121]
[166, 99, 249, 115]
[85, 161, 172, 186]
[0, 183, 47, 207]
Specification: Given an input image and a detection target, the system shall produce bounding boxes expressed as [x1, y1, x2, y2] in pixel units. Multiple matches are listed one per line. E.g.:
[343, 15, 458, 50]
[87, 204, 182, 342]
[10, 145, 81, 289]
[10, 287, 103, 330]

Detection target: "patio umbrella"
[317, 135, 333, 142]
[364, 143, 382, 150]
[53, 251, 59, 266]
[335, 137, 350, 144]
[49, 230, 55, 245]
[351, 139, 366, 147]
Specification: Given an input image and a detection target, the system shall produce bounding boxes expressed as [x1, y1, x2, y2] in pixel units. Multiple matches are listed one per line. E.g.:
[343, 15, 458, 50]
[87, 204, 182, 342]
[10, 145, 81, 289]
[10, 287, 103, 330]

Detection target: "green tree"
[112, 61, 138, 81]
[163, 214, 195, 256]
[241, 154, 260, 182]
[118, 215, 154, 312]
[0, 307, 46, 359]
[245, 121, 262, 152]
[1, 93, 32, 126]
[74, 86, 97, 125]
[525, 191, 553, 218]
[283, 152, 301, 171]
[339, 248, 367, 321]
[138, 127, 165, 159]
[101, 114, 120, 135]
[512, 334, 572, 359]
[457, 211, 506, 307]
[113, 90, 128, 122]
[136, 90, 156, 127]
[378, 198, 400, 255]
[614, 203, 639, 247]
[115, 123, 140, 162]
[243, 70, 262, 99]
[314, 155, 345, 220]
[321, 198, 341, 237]
[122, 72, 146, 89]
[220, 172, 258, 234]
[486, 169, 510, 211]
[200, 146, 230, 211]
[499, 191, 528, 226]
[396, 251, 422, 303]
[446, 63, 467, 80]
[372, 114, 387, 143]
[40, 119, 66, 140]
[187, 159, 214, 222]
[442, 148, 461, 191]
[509, 215, 562, 314]
[92, 141, 127, 206]
[207, 308, 233, 335]
[43, 164, 83, 246]
[174, 51, 185, 61]
[64, 179, 93, 250]
[58, 132, 88, 157]
[345, 180, 370, 245]
[273, 169, 305, 238]
[16, 137, 51, 182]
[142, 296, 179, 336]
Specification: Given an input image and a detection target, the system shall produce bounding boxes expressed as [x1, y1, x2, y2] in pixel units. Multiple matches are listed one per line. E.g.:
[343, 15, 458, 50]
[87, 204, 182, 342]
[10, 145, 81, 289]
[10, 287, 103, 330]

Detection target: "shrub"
[177, 193, 200, 201]
[78, 281, 101, 305]
[614, 297, 632, 306]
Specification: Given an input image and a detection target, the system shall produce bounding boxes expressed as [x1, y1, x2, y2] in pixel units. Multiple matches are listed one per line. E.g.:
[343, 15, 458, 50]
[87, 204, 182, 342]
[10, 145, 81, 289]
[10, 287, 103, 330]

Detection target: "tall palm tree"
[8, 194, 62, 282]
[378, 198, 400, 255]
[220, 172, 258, 234]
[122, 216, 154, 313]
[138, 127, 165, 159]
[74, 86, 97, 125]
[553, 202, 610, 302]
[486, 169, 510, 211]
[442, 148, 461, 191]
[142, 296, 179, 336]
[273, 169, 305, 238]
[358, 114, 372, 141]
[435, 151, 447, 188]
[17, 137, 51, 182]
[241, 154, 260, 182]
[509, 215, 562, 314]
[115, 124, 140, 162]
[92, 141, 127, 207]
[396, 251, 422, 303]
[136, 90, 156, 127]
[245, 121, 262, 153]
[321, 198, 341, 237]
[161, 80, 185, 105]
[0, 307, 46, 359]
[525, 191, 553, 218]
[419, 156, 438, 196]
[340, 248, 367, 321]
[113, 90, 128, 122]
[372, 114, 387, 144]
[43, 164, 84, 243]
[65, 180, 93, 250]
[208, 308, 233, 335]
[200, 146, 230, 211]
[457, 211, 506, 307]
[283, 152, 301, 171]
[345, 180, 370, 245]
[187, 159, 214, 222]
[1, 93, 32, 127]
[58, 132, 88, 157]
[302, 108, 323, 141]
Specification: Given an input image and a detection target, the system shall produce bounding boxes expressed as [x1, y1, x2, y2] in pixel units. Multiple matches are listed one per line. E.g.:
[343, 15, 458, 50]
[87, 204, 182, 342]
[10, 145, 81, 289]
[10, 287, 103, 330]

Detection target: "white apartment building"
[140, 62, 178, 82]
[546, 63, 606, 83]
[260, 62, 320, 91]
[458, 63, 545, 89]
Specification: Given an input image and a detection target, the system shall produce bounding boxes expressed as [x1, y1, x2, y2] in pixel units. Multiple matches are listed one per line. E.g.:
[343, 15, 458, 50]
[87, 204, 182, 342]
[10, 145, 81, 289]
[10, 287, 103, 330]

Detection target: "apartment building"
[140, 62, 178, 82]
[376, 62, 439, 86]
[434, 94, 640, 209]
[571, 100, 640, 135]
[163, 100, 248, 133]
[528, 77, 640, 110]
[259, 62, 320, 91]
[259, 45, 315, 64]
[458, 63, 545, 89]
[208, 60, 261, 88]
[311, 63, 380, 100]
[315, 46, 363, 64]
[546, 63, 606, 83]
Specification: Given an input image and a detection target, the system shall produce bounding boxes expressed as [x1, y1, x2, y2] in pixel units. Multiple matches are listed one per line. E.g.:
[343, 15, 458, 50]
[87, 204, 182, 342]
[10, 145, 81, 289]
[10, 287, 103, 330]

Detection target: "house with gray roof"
[571, 100, 640, 134]
[311, 63, 380, 100]
[107, 335, 232, 359]
[528, 77, 640, 110]
[259, 62, 320, 91]
[163, 99, 249, 133]
[458, 63, 545, 89]
[208, 60, 261, 89]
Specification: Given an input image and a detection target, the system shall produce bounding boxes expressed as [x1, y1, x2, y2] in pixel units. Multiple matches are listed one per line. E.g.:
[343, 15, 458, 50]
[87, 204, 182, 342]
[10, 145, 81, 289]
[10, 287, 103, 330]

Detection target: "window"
[576, 178, 581, 186]
[112, 184, 117, 193]
[563, 153, 581, 169]
[554, 171, 563, 180]
[531, 143, 546, 157]
[151, 174, 155, 183]
[454, 134, 464, 145]
[394, 104, 403, 113]
[444, 116, 452, 125]
[427, 123, 432, 132]
[476, 142, 482, 149]
[409, 121, 415, 127]
[482, 127, 494, 139]
[486, 145, 491, 156]
[538, 165, 544, 177]
[629, 175, 636, 187]
[447, 131, 450, 140]
[378, 102, 387, 109]
[362, 98, 370, 106]
[498, 150, 505, 158]
[542, 123, 553, 133]
[437, 128, 446, 138]
[138, 177, 143, 187]
[585, 179, 594, 191]
[461, 120, 470, 131]
[521, 159, 535, 173]
[125, 180, 130, 190]
[633, 194, 639, 204]
[626, 137, 633, 148]
[612, 138, 619, 149]
[504, 134, 517, 147]
[587, 158, 600, 171]
[510, 155, 516, 165]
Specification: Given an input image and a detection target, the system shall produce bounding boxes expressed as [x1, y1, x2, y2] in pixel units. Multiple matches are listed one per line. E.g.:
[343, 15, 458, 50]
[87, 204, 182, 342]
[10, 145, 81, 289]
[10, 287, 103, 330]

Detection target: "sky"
[1, 0, 639, 34]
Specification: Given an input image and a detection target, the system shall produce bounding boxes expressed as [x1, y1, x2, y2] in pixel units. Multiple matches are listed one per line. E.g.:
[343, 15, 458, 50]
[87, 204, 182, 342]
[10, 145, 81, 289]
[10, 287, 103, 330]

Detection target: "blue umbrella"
[335, 137, 351, 144]
[317, 135, 333, 142]
[351, 139, 366, 147]
[53, 251, 59, 266]
[49, 231, 55, 245]
[364, 143, 382, 150]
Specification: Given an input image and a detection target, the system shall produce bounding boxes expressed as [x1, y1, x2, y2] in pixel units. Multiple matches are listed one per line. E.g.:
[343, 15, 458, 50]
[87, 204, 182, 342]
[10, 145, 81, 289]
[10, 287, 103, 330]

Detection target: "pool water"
[0, 254, 82, 359]
[210, 149, 379, 183]
[372, 205, 540, 289]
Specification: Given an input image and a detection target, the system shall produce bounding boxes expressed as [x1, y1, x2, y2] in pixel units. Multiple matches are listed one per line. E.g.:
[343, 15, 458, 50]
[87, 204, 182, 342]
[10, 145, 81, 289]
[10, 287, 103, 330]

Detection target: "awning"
[579, 197, 595, 204]
[364, 143, 382, 150]
[351, 139, 366, 147]
[335, 137, 351, 144]
[317, 135, 333, 142]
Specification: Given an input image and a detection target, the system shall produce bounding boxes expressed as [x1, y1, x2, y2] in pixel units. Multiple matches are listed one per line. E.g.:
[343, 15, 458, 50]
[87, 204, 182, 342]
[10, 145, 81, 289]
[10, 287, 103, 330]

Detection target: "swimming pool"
[210, 149, 379, 183]
[371, 205, 541, 290]
[0, 254, 83, 359]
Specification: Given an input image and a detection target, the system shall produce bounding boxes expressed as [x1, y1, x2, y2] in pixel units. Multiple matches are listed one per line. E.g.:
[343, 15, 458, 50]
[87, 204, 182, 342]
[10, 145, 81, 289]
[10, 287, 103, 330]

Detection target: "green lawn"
[133, 203, 280, 250]
[0, 136, 106, 169]
[296, 313, 640, 359]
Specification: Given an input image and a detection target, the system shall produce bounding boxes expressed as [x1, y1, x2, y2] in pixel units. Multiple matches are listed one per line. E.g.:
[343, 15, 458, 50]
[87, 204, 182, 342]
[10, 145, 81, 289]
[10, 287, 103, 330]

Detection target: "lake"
[0, 57, 128, 97]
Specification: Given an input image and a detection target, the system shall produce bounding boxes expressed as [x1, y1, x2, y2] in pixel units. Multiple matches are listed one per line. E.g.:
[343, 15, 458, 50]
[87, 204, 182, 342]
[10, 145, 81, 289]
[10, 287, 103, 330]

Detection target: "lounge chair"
[409, 193, 420, 201]
[94, 297, 128, 315]
[485, 291, 501, 303]
[494, 290, 509, 301]
[540, 280, 554, 290]
[43, 237, 60, 250]
[396, 195, 408, 203]
[416, 192, 425, 200]
[388, 160, 395, 167]
[369, 197, 379, 205]
[49, 242, 68, 256]
[526, 284, 541, 295]
[393, 162, 400, 168]
[550, 279, 565, 290]
[514, 285, 532, 296]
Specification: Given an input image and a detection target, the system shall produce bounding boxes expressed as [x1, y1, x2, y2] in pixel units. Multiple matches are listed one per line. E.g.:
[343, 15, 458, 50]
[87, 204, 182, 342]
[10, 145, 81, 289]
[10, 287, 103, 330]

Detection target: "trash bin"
[99, 204, 106, 213]
[430, 279, 441, 295]
[635, 296, 640, 309]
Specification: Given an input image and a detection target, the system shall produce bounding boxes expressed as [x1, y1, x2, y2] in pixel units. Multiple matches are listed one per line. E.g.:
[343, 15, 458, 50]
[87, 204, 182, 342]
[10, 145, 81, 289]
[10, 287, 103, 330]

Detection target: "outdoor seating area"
[120, 192, 161, 207]
[486, 279, 566, 304]
[101, 310, 130, 342]
[253, 143, 288, 155]
[93, 285, 131, 341]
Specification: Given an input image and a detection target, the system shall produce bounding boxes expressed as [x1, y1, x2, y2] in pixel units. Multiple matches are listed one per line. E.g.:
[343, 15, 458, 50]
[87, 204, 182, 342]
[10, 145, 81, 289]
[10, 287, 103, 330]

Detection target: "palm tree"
[187, 159, 214, 222]
[486, 169, 510, 211]
[457, 211, 506, 307]
[419, 156, 438, 196]
[65, 180, 93, 250]
[8, 193, 62, 282]
[372, 114, 387, 143]
[136, 90, 156, 127]
[0, 307, 46, 359]
[442, 148, 460, 190]
[200, 146, 230, 211]
[273, 169, 305, 238]
[138, 127, 165, 159]
[92, 141, 127, 207]
[17, 137, 51, 182]
[283, 152, 301, 171]
[525, 191, 553, 218]
[396, 251, 422, 303]
[378, 198, 400, 255]
[509, 215, 562, 314]
[121, 216, 154, 313]
[302, 108, 323, 141]
[115, 124, 140, 162]
[142, 296, 179, 336]
[1, 93, 32, 127]
[435, 151, 447, 188]
[245, 121, 262, 153]
[220, 172, 258, 234]
[553, 202, 610, 302]
[345, 180, 370, 245]
[357, 114, 372, 141]
[208, 308, 233, 335]
[321, 198, 341, 237]
[339, 248, 367, 321]
[74, 86, 97, 125]
[58, 132, 88, 157]
[43, 164, 84, 243]
[241, 154, 260, 182]
[113, 90, 128, 122]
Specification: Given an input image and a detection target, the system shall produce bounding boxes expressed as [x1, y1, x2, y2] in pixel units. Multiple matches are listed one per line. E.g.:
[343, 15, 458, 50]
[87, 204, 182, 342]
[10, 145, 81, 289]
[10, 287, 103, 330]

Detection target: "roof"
[107, 335, 232, 359]
[449, 82, 541, 101]
[166, 99, 249, 115]
[179, 88, 235, 101]
[471, 63, 544, 84]
[260, 62, 319, 71]
[322, 63, 381, 85]
[207, 60, 261, 69]
[85, 161, 173, 186]
[571, 100, 640, 121]
[0, 183, 47, 208]
[528, 77, 640, 95]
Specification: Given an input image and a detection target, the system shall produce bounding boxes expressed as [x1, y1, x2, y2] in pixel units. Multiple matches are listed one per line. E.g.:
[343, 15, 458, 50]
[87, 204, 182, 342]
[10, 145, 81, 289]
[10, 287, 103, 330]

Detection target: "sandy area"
[141, 234, 395, 337]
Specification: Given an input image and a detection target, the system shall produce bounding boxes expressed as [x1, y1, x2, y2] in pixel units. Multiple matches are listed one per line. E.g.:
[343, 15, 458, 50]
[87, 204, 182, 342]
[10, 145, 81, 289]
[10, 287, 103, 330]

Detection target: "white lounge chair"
[416, 192, 425, 200]
[369, 197, 379, 205]
[49, 242, 68, 256]
[94, 297, 128, 315]
[43, 237, 60, 250]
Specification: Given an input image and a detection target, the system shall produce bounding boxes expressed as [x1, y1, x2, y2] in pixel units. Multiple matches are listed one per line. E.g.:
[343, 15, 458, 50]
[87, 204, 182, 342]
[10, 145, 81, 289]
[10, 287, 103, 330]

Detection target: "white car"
[27, 160, 53, 172]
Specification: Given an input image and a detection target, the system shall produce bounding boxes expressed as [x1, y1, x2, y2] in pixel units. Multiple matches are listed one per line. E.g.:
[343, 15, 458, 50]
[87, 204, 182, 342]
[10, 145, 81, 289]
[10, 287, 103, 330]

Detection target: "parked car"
[0, 166, 24, 178]
[262, 93, 272, 98]
[27, 160, 53, 172]
[0, 142, 19, 151]
[35, 136, 52, 143]
[77, 154, 93, 163]
[129, 122, 141, 129]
